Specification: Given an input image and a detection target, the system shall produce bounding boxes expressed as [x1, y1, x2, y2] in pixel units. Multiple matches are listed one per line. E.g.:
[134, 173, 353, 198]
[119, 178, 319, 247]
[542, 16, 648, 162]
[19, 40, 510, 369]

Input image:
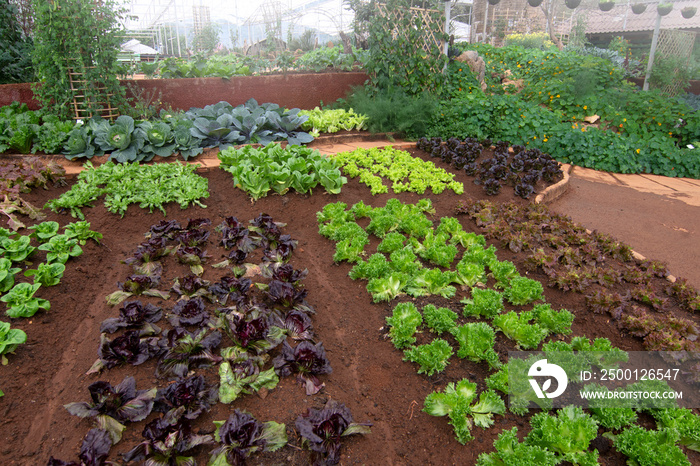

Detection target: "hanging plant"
[681, 6, 697, 18]
[631, 3, 647, 14]
[657, 2, 673, 16]
[599, 0, 615, 11]
[565, 0, 582, 8]
[488, 0, 501, 5]
[528, 0, 544, 6]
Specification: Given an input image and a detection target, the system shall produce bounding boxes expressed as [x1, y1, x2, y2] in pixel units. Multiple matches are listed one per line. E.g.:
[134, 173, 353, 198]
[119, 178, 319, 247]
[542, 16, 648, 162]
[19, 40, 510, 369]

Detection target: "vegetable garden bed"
[0, 143, 699, 465]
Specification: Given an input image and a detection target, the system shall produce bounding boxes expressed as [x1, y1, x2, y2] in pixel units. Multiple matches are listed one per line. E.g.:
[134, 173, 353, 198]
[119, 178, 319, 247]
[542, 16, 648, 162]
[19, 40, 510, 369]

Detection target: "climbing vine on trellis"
[31, 0, 127, 119]
[364, 0, 447, 94]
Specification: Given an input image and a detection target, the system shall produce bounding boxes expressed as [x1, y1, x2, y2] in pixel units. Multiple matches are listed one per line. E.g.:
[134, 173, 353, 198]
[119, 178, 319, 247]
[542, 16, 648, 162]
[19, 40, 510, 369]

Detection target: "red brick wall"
[0, 72, 369, 113]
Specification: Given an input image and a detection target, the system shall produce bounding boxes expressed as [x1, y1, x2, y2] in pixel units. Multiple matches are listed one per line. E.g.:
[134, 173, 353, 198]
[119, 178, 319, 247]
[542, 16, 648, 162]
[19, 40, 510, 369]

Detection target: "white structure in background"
[123, 0, 354, 53]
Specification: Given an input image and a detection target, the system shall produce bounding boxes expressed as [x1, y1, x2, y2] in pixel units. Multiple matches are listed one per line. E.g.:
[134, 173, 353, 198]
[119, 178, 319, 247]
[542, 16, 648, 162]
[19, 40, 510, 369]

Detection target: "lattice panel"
[68, 66, 119, 121]
[376, 3, 444, 54]
[655, 29, 696, 96]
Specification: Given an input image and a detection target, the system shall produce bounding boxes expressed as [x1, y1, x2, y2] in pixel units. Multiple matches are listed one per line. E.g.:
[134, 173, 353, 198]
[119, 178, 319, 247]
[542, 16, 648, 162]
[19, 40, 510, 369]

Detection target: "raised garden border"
[0, 72, 370, 111]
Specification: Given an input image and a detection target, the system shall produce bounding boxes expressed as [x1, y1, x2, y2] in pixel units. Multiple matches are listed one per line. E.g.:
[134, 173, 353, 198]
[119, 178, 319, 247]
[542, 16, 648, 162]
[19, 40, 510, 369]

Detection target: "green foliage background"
[31, 0, 127, 119]
[0, 0, 33, 84]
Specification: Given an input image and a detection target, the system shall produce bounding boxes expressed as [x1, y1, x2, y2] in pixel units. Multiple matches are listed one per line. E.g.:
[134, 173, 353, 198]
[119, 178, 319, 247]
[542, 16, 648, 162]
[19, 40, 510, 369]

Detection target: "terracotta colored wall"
[0, 72, 369, 112]
[0, 82, 42, 110]
[125, 73, 369, 110]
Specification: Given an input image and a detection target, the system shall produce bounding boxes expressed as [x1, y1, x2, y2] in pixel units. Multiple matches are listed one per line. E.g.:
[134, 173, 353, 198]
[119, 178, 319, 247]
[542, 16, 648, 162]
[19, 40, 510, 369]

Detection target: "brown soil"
[0, 149, 698, 466]
[550, 176, 700, 289]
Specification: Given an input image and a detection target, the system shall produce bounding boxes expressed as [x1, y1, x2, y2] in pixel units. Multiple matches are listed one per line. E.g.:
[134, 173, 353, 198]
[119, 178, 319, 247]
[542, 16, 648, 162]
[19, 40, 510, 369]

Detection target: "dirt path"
[549, 170, 700, 288]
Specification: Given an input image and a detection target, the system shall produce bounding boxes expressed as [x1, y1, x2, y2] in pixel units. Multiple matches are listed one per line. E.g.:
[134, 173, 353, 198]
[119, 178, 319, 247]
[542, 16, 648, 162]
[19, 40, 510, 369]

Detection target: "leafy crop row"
[0, 220, 101, 397]
[45, 161, 209, 220]
[1, 99, 316, 163]
[51, 215, 371, 464]
[317, 197, 700, 464]
[0, 156, 66, 230]
[218, 143, 347, 200]
[298, 107, 368, 137]
[457, 199, 700, 364]
[333, 146, 464, 195]
[417, 137, 562, 199]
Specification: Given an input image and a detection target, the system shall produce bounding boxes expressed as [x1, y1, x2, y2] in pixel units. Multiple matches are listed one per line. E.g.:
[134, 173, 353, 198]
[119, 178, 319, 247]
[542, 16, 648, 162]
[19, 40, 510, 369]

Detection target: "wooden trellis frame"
[67, 63, 119, 121]
[376, 3, 445, 54]
[654, 29, 696, 96]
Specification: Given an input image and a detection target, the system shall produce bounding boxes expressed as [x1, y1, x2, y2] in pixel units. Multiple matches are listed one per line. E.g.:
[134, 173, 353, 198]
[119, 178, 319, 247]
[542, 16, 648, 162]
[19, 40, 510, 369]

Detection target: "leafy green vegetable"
[367, 274, 405, 303]
[0, 320, 27, 365]
[1, 234, 35, 262]
[45, 161, 209, 219]
[136, 120, 177, 159]
[493, 311, 547, 350]
[504, 276, 544, 305]
[63, 221, 103, 245]
[650, 407, 700, 452]
[27, 221, 60, 242]
[422, 304, 458, 335]
[93, 115, 146, 163]
[1, 282, 50, 318]
[582, 384, 637, 430]
[462, 288, 504, 318]
[37, 234, 82, 264]
[454, 259, 487, 288]
[62, 124, 102, 160]
[403, 339, 453, 376]
[525, 406, 599, 466]
[607, 426, 690, 466]
[406, 268, 457, 298]
[334, 146, 464, 196]
[486, 355, 553, 415]
[0, 258, 21, 293]
[349, 253, 391, 281]
[24, 262, 65, 287]
[451, 322, 501, 369]
[385, 302, 422, 349]
[423, 379, 505, 445]
[218, 347, 279, 404]
[377, 231, 406, 254]
[219, 143, 346, 199]
[477, 427, 559, 466]
[299, 107, 368, 136]
[532, 303, 574, 336]
[488, 260, 521, 289]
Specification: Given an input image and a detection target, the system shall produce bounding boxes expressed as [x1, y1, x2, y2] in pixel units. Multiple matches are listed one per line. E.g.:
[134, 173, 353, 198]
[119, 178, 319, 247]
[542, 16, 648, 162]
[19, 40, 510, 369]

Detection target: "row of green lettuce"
[0, 101, 368, 163]
[317, 197, 700, 465]
[0, 221, 102, 396]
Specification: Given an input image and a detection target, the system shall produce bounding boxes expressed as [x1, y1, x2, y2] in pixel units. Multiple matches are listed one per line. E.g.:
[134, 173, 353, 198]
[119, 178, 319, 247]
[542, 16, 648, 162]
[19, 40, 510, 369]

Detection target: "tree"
[0, 0, 33, 83]
[192, 23, 221, 56]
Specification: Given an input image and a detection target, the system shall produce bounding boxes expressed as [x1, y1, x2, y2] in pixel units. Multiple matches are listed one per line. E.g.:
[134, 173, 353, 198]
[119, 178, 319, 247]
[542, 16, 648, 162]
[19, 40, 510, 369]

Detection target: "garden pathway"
[549, 167, 700, 288]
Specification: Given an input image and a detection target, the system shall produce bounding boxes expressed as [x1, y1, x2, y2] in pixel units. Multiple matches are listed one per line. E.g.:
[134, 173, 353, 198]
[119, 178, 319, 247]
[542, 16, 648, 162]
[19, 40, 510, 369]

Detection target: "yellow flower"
[658, 122, 662, 126]
[669, 132, 673, 136]
[636, 149, 640, 154]
[581, 127, 586, 132]
[533, 136, 537, 139]
[556, 94, 560, 98]
[623, 118, 627, 122]
[544, 138, 548, 142]
[458, 68, 462, 72]
[583, 105, 587, 110]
